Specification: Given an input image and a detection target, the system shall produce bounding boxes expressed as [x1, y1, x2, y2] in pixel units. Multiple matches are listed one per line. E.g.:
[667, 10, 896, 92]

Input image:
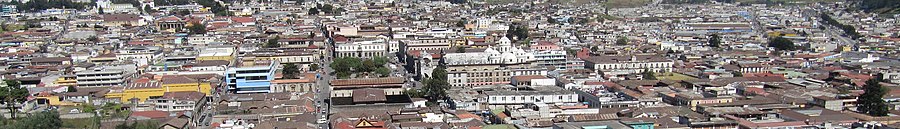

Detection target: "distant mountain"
[858, 0, 900, 14]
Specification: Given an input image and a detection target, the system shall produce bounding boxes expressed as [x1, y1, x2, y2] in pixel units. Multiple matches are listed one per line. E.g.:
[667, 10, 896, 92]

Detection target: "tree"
[265, 36, 280, 48]
[455, 46, 466, 53]
[405, 88, 424, 98]
[321, 4, 334, 14]
[641, 69, 657, 80]
[547, 17, 557, 24]
[858, 78, 889, 116]
[375, 67, 390, 77]
[373, 56, 388, 67]
[3, 111, 62, 129]
[282, 63, 299, 79]
[590, 46, 599, 52]
[616, 36, 628, 45]
[732, 71, 743, 77]
[87, 36, 99, 42]
[307, 8, 319, 15]
[0, 80, 29, 119]
[455, 20, 466, 28]
[98, 6, 104, 14]
[360, 59, 376, 73]
[768, 36, 796, 51]
[309, 64, 319, 71]
[67, 86, 77, 92]
[422, 67, 449, 102]
[143, 5, 155, 13]
[187, 22, 206, 35]
[331, 57, 362, 78]
[708, 34, 721, 47]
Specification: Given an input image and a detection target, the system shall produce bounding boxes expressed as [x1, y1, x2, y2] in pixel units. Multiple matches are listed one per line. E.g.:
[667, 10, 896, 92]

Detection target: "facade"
[149, 91, 207, 112]
[226, 60, 279, 93]
[483, 86, 578, 109]
[583, 55, 674, 75]
[76, 68, 126, 87]
[105, 75, 212, 103]
[443, 37, 546, 87]
[270, 73, 317, 93]
[334, 38, 387, 59]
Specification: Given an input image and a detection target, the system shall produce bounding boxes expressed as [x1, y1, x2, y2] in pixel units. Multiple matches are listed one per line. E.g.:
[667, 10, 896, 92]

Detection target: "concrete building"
[226, 60, 279, 93]
[583, 55, 674, 75]
[483, 86, 578, 109]
[76, 68, 126, 87]
[443, 37, 546, 87]
[334, 38, 387, 59]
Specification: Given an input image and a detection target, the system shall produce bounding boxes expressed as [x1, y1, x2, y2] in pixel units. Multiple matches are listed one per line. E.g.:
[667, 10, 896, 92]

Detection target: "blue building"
[226, 60, 278, 93]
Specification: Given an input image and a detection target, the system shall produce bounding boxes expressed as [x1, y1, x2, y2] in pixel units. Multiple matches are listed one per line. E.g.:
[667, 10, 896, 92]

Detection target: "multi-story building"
[116, 46, 163, 66]
[334, 38, 387, 59]
[149, 91, 207, 112]
[197, 45, 236, 61]
[243, 49, 320, 71]
[76, 68, 126, 87]
[443, 37, 546, 87]
[270, 73, 317, 93]
[583, 55, 674, 75]
[483, 86, 579, 109]
[105, 75, 212, 103]
[225, 60, 279, 93]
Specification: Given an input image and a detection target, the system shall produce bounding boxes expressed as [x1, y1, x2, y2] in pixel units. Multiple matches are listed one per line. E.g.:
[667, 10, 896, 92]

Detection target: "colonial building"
[334, 38, 387, 59]
[583, 54, 674, 76]
[443, 37, 547, 87]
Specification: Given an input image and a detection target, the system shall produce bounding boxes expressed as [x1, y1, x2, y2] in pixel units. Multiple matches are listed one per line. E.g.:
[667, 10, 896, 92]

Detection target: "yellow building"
[106, 76, 211, 103]
[54, 75, 77, 87]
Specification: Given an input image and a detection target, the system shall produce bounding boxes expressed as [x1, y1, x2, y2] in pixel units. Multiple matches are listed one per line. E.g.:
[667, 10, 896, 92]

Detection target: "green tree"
[4, 111, 62, 129]
[331, 57, 362, 78]
[732, 71, 743, 77]
[266, 36, 281, 48]
[768, 36, 796, 51]
[307, 8, 319, 15]
[67, 86, 77, 92]
[360, 59, 376, 73]
[858, 78, 889, 116]
[641, 69, 657, 80]
[309, 64, 319, 71]
[187, 22, 206, 34]
[455, 20, 466, 27]
[375, 67, 390, 77]
[616, 36, 628, 45]
[456, 46, 466, 53]
[282, 63, 299, 79]
[143, 5, 154, 13]
[422, 67, 449, 102]
[708, 34, 721, 47]
[0, 80, 29, 119]
[405, 88, 424, 98]
[321, 4, 334, 14]
[373, 56, 388, 67]
[98, 6, 104, 14]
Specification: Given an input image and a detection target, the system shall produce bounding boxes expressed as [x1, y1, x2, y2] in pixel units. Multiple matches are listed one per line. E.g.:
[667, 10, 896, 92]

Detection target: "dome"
[485, 47, 500, 55]
[501, 52, 517, 63]
[498, 36, 511, 46]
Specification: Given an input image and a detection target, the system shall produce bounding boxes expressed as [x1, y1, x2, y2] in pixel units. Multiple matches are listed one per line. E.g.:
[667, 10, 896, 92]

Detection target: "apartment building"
[76, 68, 126, 87]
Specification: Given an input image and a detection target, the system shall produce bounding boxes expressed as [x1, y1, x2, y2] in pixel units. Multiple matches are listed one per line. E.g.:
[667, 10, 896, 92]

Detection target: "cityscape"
[0, 0, 898, 129]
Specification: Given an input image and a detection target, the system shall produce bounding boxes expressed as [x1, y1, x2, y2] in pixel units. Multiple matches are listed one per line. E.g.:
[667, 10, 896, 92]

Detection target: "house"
[102, 14, 145, 27]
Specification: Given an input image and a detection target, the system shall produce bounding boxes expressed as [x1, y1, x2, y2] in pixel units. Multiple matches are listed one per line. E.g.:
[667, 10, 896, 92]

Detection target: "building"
[105, 75, 212, 103]
[270, 73, 317, 93]
[76, 68, 126, 87]
[102, 14, 146, 27]
[583, 55, 674, 75]
[149, 91, 207, 112]
[226, 60, 279, 93]
[197, 46, 236, 61]
[483, 86, 578, 109]
[334, 38, 387, 59]
[443, 37, 546, 87]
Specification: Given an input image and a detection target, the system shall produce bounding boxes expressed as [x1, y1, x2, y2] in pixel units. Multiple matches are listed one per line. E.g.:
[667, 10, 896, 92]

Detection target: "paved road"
[316, 23, 335, 129]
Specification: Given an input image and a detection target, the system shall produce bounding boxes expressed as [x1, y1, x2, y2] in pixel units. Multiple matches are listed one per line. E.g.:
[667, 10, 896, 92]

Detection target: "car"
[317, 118, 328, 124]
